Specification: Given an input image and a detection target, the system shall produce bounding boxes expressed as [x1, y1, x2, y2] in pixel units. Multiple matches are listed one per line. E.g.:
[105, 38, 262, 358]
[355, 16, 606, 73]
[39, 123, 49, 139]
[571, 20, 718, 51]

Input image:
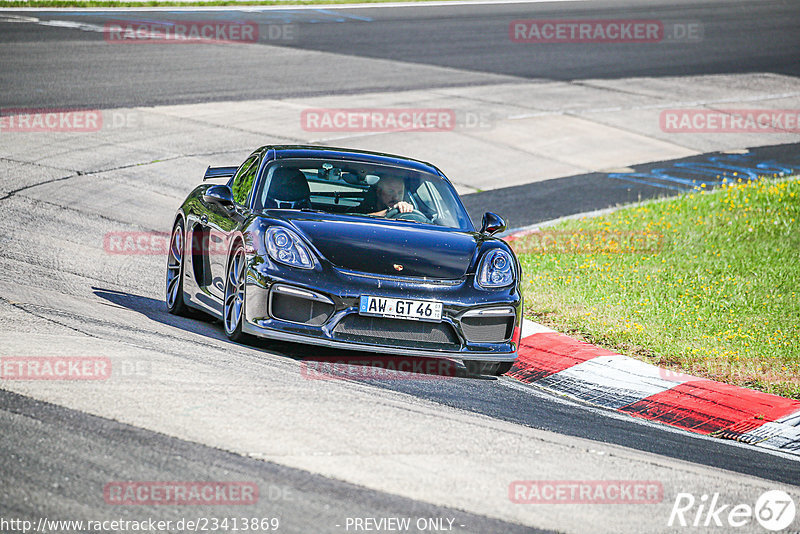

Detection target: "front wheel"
[166, 221, 190, 316]
[223, 244, 250, 343]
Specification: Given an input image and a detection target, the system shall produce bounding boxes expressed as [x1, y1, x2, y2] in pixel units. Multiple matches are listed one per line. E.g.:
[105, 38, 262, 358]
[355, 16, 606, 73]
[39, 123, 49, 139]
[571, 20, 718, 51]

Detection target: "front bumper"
[242, 260, 522, 362]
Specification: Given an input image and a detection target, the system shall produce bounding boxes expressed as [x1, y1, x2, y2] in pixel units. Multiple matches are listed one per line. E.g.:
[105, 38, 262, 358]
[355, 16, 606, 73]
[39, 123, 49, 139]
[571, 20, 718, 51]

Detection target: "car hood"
[279, 212, 479, 279]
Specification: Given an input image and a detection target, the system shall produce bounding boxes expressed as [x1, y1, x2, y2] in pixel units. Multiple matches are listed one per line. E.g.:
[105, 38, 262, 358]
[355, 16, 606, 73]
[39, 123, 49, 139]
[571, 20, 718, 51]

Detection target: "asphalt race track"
[1, 0, 799, 108]
[1, 0, 799, 532]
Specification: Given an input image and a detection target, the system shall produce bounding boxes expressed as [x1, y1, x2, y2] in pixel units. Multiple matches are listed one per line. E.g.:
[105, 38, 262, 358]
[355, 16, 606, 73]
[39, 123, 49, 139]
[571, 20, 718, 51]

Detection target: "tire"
[464, 360, 514, 377]
[166, 220, 190, 316]
[223, 243, 250, 343]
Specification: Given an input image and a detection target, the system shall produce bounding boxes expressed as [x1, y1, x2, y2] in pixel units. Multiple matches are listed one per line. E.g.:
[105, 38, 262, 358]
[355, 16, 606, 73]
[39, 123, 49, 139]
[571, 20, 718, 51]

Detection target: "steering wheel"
[385, 207, 430, 223]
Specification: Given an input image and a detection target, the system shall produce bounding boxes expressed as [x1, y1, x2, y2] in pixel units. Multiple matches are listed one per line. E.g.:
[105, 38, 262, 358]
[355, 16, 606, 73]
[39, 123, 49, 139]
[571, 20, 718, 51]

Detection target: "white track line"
[2, 0, 586, 12]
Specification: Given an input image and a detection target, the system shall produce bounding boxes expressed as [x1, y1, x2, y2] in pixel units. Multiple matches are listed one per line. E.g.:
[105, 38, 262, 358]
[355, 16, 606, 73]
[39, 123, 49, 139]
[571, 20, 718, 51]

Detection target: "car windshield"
[252, 158, 474, 231]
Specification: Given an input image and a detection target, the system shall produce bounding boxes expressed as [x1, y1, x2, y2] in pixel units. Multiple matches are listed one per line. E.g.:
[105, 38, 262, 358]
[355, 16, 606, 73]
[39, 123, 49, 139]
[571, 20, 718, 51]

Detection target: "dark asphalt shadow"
[91, 286, 491, 380]
[465, 142, 800, 231]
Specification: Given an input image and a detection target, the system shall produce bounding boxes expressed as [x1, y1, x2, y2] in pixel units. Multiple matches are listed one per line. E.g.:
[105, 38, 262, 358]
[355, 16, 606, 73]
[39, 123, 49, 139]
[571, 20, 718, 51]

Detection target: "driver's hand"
[393, 201, 413, 213]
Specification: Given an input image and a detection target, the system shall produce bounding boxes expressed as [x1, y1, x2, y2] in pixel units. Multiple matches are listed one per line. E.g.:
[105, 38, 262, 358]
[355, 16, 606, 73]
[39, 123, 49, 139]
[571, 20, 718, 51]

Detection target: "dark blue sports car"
[166, 146, 522, 375]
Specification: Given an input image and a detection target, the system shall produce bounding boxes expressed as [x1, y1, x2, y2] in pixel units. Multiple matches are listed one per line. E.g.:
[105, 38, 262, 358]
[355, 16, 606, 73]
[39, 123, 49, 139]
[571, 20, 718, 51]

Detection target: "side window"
[414, 181, 434, 211]
[231, 155, 260, 206]
[421, 181, 457, 227]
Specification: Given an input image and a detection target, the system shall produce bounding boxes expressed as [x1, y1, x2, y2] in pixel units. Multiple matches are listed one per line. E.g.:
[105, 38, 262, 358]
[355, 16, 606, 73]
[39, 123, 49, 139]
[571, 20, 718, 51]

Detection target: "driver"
[355, 175, 414, 217]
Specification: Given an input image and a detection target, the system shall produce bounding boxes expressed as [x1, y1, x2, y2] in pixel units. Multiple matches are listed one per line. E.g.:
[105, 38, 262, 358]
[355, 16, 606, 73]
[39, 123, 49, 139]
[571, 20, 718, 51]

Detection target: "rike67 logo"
[669, 490, 797, 531]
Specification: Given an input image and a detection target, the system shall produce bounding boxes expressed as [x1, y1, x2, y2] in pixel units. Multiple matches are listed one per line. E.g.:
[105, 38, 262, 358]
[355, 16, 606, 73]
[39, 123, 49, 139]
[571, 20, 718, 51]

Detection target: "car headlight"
[265, 227, 315, 269]
[477, 249, 515, 288]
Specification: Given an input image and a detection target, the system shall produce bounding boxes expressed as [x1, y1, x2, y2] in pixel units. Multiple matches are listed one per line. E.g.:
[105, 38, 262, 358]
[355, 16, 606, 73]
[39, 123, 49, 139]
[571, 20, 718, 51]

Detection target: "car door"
[206, 153, 261, 300]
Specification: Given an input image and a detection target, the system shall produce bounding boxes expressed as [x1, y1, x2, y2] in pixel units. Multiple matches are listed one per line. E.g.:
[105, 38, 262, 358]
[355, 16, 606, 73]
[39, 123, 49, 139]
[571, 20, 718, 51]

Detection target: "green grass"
[0, 0, 440, 7]
[515, 176, 800, 399]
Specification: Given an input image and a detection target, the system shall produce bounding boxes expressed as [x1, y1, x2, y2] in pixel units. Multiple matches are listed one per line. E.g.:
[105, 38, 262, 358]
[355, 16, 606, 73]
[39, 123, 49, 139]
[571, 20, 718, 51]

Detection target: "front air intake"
[333, 315, 460, 350]
[269, 285, 334, 326]
[460, 308, 515, 343]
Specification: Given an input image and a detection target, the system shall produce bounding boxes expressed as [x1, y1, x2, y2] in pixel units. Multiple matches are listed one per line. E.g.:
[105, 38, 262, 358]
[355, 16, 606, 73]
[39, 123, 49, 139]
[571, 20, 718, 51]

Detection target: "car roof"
[257, 145, 444, 177]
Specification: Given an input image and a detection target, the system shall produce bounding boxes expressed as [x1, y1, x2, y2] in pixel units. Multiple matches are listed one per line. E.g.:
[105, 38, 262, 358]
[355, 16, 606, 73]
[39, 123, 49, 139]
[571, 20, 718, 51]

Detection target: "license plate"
[359, 296, 443, 322]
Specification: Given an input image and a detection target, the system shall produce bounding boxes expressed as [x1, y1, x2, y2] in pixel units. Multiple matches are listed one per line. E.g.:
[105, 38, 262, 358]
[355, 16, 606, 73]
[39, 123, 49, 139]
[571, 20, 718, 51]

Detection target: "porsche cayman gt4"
[166, 146, 522, 375]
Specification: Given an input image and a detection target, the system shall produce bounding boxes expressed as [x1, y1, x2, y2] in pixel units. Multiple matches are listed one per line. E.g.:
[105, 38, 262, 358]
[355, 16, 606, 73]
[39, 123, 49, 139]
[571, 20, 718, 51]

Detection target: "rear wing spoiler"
[204, 165, 238, 181]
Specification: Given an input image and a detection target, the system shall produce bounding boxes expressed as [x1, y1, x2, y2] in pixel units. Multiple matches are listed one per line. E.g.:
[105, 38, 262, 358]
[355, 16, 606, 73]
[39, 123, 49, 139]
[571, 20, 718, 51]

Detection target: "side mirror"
[203, 185, 235, 210]
[480, 212, 506, 235]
